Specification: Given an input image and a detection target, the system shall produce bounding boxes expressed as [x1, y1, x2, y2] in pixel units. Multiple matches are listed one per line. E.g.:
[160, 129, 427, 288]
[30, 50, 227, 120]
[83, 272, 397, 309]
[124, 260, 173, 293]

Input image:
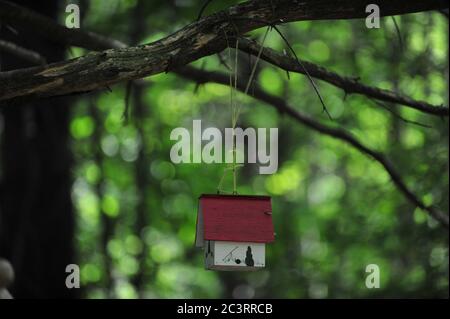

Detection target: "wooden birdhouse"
[195, 194, 274, 271]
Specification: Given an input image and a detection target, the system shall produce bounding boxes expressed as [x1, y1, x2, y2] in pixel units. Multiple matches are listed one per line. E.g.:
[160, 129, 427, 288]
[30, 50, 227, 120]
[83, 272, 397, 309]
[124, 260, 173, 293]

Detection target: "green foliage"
[68, 3, 449, 298]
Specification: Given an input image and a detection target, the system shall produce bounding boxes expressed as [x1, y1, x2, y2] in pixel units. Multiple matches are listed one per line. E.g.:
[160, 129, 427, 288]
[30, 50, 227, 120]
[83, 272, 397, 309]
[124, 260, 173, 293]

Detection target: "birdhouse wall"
[204, 240, 265, 271]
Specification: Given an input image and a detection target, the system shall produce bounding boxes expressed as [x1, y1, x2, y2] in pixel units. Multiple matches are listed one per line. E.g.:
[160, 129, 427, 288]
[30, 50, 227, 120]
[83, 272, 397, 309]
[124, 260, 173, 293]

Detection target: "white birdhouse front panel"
[205, 241, 265, 271]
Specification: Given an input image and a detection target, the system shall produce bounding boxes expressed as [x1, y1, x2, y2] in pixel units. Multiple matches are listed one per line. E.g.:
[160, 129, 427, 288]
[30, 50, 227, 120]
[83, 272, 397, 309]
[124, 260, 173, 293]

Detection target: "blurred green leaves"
[70, 116, 95, 139]
[67, 4, 448, 299]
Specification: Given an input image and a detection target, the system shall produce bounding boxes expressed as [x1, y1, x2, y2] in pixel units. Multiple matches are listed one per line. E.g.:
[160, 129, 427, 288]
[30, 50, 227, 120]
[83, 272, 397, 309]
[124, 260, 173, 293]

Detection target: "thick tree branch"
[175, 66, 449, 228]
[238, 37, 449, 117]
[0, 0, 448, 102]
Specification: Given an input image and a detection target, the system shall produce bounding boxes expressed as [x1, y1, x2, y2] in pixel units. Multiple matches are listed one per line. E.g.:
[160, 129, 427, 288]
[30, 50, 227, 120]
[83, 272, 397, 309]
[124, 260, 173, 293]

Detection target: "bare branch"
[0, 0, 448, 102]
[0, 39, 46, 65]
[0, 0, 127, 50]
[175, 66, 449, 228]
[370, 99, 432, 128]
[197, 0, 214, 21]
[238, 37, 449, 117]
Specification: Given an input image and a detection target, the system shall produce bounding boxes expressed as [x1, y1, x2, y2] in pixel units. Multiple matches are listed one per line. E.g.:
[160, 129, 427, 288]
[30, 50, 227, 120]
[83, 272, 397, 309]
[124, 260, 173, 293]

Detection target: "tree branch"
[0, 0, 446, 227]
[175, 66, 449, 228]
[0, 39, 46, 65]
[0, 0, 448, 102]
[238, 37, 449, 116]
[0, 0, 127, 50]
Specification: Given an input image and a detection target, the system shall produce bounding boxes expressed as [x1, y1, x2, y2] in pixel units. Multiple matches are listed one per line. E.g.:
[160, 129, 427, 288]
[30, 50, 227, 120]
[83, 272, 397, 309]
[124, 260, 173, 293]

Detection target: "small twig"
[194, 82, 202, 94]
[390, 16, 404, 51]
[5, 24, 18, 35]
[217, 52, 231, 71]
[197, 0, 214, 21]
[283, 49, 291, 80]
[372, 99, 432, 128]
[269, 25, 333, 120]
[122, 80, 133, 123]
[226, 15, 332, 119]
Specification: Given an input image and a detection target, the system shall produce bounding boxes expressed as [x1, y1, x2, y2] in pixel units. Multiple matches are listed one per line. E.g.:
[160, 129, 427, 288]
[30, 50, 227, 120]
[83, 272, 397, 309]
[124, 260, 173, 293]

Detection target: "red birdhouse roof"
[196, 194, 274, 245]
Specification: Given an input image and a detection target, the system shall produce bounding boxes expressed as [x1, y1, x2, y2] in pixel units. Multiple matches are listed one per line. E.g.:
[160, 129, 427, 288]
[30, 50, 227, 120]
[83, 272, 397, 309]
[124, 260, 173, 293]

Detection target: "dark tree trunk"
[0, 0, 76, 298]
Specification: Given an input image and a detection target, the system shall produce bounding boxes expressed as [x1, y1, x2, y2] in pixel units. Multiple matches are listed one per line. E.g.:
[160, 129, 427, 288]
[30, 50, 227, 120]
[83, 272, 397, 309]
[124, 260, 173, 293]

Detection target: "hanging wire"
[217, 27, 271, 195]
[217, 30, 235, 194]
[232, 38, 239, 194]
[233, 27, 270, 127]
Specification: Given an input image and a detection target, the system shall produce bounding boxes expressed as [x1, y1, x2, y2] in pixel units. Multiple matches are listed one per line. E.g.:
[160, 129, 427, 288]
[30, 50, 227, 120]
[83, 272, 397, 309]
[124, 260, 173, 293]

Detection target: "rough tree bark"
[0, 0, 448, 102]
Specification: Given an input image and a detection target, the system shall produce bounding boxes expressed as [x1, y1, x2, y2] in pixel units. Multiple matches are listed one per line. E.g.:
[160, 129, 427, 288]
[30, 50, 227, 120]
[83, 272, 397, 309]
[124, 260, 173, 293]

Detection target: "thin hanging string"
[231, 37, 240, 194]
[217, 34, 240, 194]
[217, 30, 234, 194]
[217, 27, 270, 195]
[233, 27, 270, 128]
